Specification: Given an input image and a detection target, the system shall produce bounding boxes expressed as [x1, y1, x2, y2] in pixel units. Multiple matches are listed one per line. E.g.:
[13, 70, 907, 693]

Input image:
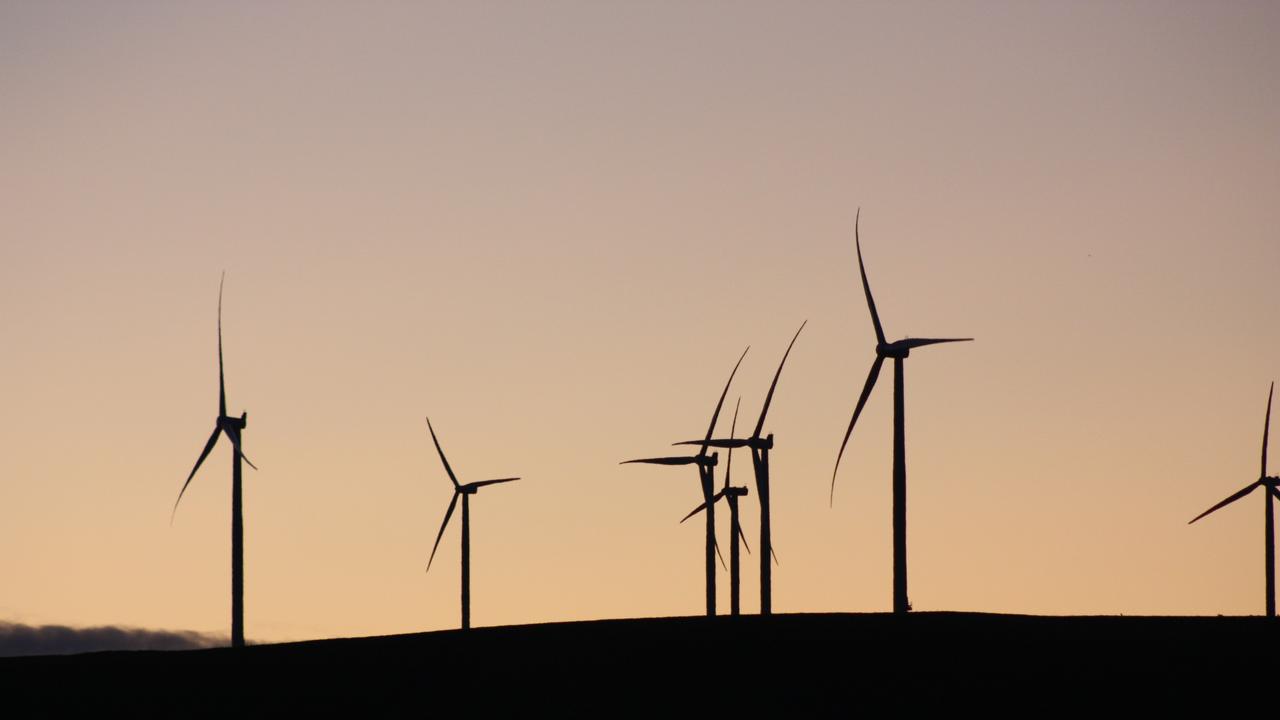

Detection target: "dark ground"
[2, 612, 1274, 712]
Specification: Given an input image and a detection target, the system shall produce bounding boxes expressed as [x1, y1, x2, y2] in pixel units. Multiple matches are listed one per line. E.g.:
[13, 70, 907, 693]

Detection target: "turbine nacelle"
[218, 412, 247, 431]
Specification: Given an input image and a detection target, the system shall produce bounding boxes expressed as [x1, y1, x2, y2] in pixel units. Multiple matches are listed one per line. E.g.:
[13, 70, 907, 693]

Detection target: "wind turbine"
[171, 273, 258, 649]
[424, 417, 521, 630]
[622, 347, 748, 617]
[1189, 382, 1280, 617]
[675, 321, 806, 616]
[680, 397, 753, 616]
[831, 210, 972, 614]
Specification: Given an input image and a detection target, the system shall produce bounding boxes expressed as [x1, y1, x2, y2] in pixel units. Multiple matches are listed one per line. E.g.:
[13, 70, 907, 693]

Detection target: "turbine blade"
[172, 427, 222, 521]
[226, 427, 258, 471]
[679, 490, 724, 524]
[674, 438, 750, 449]
[724, 398, 740, 490]
[855, 209, 886, 346]
[831, 355, 885, 504]
[218, 272, 227, 418]
[700, 347, 750, 457]
[897, 337, 974, 351]
[1263, 382, 1274, 478]
[621, 456, 698, 466]
[753, 320, 807, 440]
[1272, 487, 1280, 503]
[737, 522, 751, 554]
[714, 536, 726, 571]
[469, 477, 521, 489]
[426, 492, 460, 573]
[680, 502, 708, 523]
[771, 545, 779, 566]
[426, 417, 460, 487]
[1188, 481, 1262, 524]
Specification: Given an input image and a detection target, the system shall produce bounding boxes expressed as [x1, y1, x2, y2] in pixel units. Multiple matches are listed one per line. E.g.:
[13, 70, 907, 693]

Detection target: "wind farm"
[13, 248, 1274, 676]
[675, 322, 807, 615]
[5, 1, 1280, 710]
[8, 226, 1278, 706]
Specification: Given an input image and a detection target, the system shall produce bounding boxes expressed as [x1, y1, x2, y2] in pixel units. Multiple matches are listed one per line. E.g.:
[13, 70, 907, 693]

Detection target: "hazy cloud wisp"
[0, 621, 223, 657]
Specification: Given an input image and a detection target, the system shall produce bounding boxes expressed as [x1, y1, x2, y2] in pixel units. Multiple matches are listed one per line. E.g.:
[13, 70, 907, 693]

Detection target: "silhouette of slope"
[3, 613, 1276, 710]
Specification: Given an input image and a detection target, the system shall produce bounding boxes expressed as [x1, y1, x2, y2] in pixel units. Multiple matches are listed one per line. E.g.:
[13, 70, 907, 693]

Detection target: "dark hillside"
[3, 612, 1273, 711]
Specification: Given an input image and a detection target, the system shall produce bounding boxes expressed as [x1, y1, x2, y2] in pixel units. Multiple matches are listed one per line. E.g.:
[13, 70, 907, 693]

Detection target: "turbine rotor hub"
[878, 341, 910, 359]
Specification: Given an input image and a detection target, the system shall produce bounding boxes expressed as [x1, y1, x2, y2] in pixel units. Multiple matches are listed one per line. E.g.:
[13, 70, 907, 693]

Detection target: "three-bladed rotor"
[425, 417, 522, 572]
[1189, 383, 1280, 525]
[172, 273, 257, 521]
[830, 210, 972, 502]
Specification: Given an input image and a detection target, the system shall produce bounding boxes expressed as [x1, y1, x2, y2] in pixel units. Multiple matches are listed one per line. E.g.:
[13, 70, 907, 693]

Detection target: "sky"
[2, 1, 1279, 644]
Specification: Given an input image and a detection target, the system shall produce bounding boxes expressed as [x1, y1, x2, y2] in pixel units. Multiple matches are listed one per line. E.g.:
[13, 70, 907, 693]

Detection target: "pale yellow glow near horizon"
[2, 2, 1279, 642]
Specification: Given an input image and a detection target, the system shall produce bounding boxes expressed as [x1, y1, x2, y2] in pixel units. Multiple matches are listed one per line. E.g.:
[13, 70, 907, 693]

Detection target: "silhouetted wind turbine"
[424, 418, 521, 630]
[681, 397, 753, 616]
[831, 210, 972, 614]
[676, 321, 806, 616]
[622, 347, 748, 617]
[171, 273, 258, 649]
[1189, 382, 1280, 617]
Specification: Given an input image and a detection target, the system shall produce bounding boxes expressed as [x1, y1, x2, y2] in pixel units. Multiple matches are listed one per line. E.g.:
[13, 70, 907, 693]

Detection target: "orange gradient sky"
[3, 2, 1279, 642]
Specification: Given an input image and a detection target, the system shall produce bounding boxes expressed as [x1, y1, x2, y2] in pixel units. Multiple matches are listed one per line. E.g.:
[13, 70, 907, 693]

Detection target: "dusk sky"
[3, 1, 1279, 643]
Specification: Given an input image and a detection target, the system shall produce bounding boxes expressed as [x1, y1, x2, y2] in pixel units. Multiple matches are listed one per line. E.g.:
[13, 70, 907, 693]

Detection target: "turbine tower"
[623, 347, 747, 616]
[424, 418, 522, 630]
[831, 210, 972, 614]
[1189, 382, 1279, 617]
[172, 273, 258, 648]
